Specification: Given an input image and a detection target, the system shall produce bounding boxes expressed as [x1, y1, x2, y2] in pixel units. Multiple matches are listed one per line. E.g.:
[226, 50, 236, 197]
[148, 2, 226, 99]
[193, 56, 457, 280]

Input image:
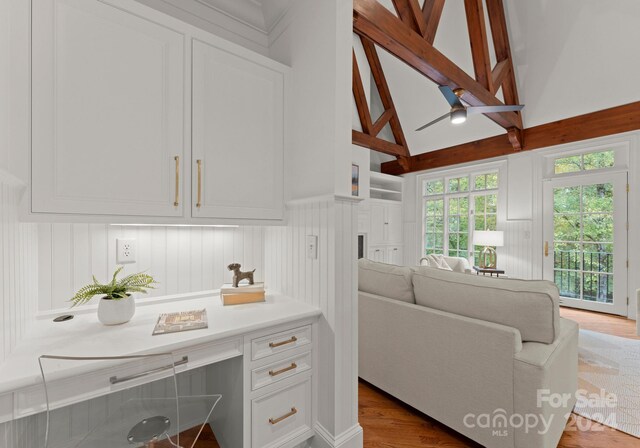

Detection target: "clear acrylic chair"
[36, 353, 221, 448]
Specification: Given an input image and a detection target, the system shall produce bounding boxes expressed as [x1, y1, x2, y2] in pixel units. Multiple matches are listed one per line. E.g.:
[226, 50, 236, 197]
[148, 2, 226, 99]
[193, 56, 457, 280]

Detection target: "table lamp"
[474, 230, 504, 269]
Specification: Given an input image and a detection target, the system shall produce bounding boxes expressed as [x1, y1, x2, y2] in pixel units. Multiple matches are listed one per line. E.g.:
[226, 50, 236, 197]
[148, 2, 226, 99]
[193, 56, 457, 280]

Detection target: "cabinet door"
[369, 246, 386, 263]
[386, 247, 403, 266]
[370, 204, 385, 245]
[386, 204, 403, 244]
[192, 40, 284, 220]
[32, 0, 185, 217]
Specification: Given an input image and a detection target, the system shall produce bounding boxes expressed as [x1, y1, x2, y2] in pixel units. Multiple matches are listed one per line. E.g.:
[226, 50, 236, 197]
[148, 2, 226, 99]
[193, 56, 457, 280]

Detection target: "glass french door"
[543, 172, 627, 315]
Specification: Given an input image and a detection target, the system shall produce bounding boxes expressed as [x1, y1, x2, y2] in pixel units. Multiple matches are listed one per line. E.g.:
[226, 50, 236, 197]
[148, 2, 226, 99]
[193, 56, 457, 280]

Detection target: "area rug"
[575, 329, 640, 438]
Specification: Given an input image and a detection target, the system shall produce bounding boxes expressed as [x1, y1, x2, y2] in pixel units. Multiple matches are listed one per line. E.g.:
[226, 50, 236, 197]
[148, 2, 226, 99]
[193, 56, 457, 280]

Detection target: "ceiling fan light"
[450, 108, 467, 125]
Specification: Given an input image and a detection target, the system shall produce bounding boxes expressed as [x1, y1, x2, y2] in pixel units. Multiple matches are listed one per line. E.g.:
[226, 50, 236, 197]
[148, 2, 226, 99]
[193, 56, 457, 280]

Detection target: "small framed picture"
[352, 164, 359, 197]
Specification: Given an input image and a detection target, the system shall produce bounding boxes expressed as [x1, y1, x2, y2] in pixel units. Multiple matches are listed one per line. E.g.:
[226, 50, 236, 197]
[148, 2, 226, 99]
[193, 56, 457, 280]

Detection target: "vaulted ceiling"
[354, 0, 640, 157]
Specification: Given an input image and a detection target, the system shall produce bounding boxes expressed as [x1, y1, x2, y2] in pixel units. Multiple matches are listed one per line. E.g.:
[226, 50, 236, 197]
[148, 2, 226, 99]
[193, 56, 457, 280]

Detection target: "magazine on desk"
[152, 309, 208, 335]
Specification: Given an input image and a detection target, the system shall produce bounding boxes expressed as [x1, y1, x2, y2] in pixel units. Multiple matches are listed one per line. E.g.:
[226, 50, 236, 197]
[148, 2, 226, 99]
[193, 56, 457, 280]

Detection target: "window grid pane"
[423, 174, 498, 263]
[554, 150, 614, 174]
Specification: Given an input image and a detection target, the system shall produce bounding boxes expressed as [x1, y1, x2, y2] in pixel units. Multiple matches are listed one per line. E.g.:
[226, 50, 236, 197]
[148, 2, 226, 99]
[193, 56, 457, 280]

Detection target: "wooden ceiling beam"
[491, 59, 510, 94]
[353, 0, 522, 131]
[381, 102, 640, 175]
[391, 0, 426, 36]
[485, 0, 522, 128]
[352, 50, 373, 134]
[353, 130, 409, 158]
[360, 36, 410, 155]
[422, 0, 445, 44]
[507, 127, 523, 151]
[371, 108, 395, 136]
[464, 0, 493, 91]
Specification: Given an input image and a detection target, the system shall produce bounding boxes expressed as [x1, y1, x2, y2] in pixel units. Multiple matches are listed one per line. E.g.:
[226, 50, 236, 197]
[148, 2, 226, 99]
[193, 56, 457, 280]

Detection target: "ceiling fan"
[415, 85, 524, 131]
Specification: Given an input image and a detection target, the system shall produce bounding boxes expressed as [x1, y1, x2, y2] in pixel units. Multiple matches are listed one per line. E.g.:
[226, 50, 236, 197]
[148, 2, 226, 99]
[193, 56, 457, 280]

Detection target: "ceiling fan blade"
[415, 112, 451, 131]
[467, 104, 524, 115]
[438, 85, 463, 108]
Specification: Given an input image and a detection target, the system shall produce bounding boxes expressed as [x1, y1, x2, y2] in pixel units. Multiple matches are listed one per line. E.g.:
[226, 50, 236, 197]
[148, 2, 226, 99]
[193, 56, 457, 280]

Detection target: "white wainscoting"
[501, 220, 534, 280]
[0, 181, 38, 365]
[37, 224, 265, 310]
[264, 196, 362, 443]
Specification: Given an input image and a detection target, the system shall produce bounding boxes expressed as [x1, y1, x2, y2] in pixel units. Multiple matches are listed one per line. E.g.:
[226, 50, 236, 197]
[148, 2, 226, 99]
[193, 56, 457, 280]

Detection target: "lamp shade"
[474, 230, 504, 247]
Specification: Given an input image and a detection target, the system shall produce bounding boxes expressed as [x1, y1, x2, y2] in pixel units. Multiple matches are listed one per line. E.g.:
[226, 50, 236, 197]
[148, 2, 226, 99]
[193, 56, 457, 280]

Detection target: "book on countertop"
[152, 309, 208, 335]
[220, 282, 265, 294]
[222, 290, 266, 306]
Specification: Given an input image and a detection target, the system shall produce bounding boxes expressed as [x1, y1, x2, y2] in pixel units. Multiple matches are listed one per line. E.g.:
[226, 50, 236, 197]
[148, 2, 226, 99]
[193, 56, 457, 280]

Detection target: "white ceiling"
[366, 0, 640, 156]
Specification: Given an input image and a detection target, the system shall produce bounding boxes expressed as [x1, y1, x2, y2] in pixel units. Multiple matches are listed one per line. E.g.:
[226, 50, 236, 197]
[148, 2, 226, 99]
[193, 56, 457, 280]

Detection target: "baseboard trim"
[311, 423, 363, 448]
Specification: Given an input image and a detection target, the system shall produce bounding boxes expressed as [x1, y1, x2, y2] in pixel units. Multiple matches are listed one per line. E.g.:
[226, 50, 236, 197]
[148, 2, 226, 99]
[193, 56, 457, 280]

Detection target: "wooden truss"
[352, 0, 525, 164]
[352, 35, 411, 170]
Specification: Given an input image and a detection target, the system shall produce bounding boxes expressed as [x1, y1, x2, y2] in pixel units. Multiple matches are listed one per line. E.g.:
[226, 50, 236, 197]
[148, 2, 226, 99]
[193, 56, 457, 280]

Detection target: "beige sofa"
[358, 259, 578, 448]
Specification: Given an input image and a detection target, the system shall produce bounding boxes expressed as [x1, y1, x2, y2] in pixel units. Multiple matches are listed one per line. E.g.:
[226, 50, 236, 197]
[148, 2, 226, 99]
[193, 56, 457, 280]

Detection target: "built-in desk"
[0, 293, 321, 448]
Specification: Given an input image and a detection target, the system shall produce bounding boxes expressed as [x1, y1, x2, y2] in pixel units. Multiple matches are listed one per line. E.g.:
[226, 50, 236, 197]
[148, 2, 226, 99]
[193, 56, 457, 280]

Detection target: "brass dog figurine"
[227, 263, 255, 288]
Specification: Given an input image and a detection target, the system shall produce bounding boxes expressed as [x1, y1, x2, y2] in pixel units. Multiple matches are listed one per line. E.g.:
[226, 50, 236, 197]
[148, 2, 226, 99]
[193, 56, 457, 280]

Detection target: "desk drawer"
[251, 352, 311, 391]
[251, 378, 311, 448]
[251, 325, 311, 361]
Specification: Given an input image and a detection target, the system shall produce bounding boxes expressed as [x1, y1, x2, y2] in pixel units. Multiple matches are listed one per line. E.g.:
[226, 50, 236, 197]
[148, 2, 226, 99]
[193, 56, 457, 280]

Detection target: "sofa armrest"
[359, 291, 522, 448]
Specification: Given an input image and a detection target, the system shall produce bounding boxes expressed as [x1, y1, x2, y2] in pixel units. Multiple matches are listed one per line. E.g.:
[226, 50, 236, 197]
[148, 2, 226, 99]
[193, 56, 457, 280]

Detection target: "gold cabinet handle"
[269, 335, 297, 348]
[544, 241, 549, 257]
[269, 407, 297, 425]
[196, 159, 202, 208]
[269, 362, 297, 377]
[174, 156, 180, 206]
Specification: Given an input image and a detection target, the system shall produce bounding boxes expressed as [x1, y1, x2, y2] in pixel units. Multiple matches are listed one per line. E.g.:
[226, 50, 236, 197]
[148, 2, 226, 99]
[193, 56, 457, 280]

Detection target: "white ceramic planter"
[97, 295, 136, 325]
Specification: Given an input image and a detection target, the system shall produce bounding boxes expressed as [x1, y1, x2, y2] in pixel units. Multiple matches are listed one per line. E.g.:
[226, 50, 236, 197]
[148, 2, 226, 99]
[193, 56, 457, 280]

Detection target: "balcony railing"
[554, 250, 613, 303]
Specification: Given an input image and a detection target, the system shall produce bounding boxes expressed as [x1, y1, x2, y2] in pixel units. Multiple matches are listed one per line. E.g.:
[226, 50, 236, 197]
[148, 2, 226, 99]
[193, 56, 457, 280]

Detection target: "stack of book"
[220, 282, 265, 305]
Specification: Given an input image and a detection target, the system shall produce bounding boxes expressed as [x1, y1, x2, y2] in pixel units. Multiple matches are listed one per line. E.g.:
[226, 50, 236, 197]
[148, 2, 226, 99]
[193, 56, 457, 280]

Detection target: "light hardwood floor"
[359, 307, 639, 448]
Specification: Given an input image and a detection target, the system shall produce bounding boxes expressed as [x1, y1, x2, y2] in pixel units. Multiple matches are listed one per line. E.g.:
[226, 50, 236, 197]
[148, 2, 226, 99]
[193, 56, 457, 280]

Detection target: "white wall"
[0, 181, 38, 365]
[265, 0, 362, 445]
[269, 0, 352, 200]
[403, 131, 640, 320]
[264, 197, 361, 444]
[37, 224, 265, 311]
[506, 0, 640, 127]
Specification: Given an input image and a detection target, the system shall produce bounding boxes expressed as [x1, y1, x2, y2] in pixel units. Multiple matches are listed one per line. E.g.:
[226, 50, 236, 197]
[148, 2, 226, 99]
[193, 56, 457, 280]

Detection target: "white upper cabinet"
[29, 0, 288, 223]
[32, 0, 185, 217]
[192, 39, 284, 220]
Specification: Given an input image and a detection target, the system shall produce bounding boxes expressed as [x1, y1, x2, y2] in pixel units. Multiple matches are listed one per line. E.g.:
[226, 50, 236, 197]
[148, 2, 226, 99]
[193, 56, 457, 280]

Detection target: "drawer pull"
[269, 335, 297, 348]
[269, 362, 297, 377]
[269, 407, 297, 425]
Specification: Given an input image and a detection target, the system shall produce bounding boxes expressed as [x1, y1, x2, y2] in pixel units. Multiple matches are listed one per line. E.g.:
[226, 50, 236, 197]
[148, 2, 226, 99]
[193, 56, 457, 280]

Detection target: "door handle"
[544, 241, 549, 257]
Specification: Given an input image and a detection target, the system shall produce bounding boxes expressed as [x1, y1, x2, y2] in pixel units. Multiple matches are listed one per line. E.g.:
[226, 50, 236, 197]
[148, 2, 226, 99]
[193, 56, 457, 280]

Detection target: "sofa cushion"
[413, 268, 560, 344]
[358, 259, 415, 303]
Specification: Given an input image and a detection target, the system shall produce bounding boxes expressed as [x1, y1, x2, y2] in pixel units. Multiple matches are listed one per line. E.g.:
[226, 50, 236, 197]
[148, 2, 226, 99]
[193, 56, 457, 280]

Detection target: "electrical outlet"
[306, 235, 318, 259]
[116, 238, 136, 264]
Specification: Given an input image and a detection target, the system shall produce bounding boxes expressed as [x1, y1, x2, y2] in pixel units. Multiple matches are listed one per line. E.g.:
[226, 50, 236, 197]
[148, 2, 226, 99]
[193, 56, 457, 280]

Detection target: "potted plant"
[70, 266, 157, 325]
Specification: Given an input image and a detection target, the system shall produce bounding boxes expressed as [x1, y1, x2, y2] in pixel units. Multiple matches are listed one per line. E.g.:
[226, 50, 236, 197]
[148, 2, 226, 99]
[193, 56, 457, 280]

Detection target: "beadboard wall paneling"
[501, 220, 534, 280]
[0, 181, 38, 365]
[37, 224, 265, 310]
[264, 197, 361, 440]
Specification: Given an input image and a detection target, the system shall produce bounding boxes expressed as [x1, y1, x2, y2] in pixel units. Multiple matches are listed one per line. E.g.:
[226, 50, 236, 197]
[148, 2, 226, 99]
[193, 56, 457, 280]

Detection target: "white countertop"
[0, 293, 321, 395]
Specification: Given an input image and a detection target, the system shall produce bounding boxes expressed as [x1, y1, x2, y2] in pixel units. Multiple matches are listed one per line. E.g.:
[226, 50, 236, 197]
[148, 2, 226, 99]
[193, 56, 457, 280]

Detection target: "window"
[554, 150, 614, 174]
[422, 170, 499, 262]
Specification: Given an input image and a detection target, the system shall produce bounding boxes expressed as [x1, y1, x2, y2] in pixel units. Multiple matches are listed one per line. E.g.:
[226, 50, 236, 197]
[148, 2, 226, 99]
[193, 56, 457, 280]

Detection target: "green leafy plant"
[70, 266, 157, 307]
